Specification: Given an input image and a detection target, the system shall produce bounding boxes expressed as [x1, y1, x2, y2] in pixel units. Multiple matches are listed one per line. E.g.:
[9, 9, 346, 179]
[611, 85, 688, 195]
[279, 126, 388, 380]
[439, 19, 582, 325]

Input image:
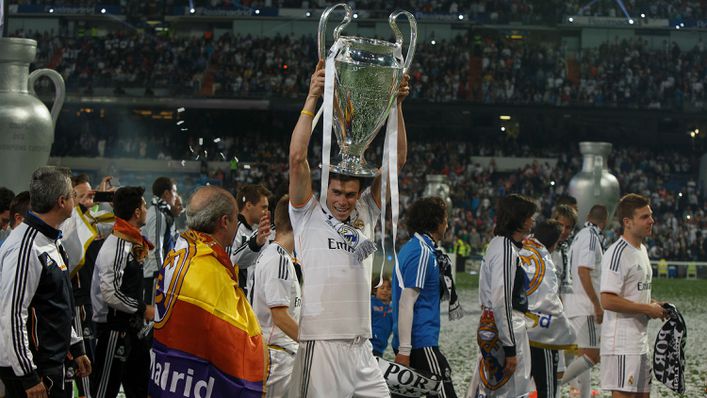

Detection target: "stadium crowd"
[48, 122, 707, 262]
[14, 28, 707, 110]
[9, 0, 707, 22]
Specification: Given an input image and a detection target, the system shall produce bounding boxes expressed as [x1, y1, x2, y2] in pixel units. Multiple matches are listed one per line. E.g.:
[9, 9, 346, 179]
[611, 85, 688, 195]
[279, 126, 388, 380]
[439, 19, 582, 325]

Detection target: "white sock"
[560, 354, 594, 385]
[578, 369, 591, 398]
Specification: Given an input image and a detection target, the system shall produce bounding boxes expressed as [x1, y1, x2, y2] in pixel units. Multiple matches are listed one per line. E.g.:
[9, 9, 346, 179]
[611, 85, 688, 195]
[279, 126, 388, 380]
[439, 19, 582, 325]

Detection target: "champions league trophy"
[317, 3, 416, 177]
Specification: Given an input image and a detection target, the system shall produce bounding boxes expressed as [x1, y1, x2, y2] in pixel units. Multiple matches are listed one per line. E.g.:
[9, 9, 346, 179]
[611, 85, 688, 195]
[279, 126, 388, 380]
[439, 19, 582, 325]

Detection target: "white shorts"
[266, 347, 296, 398]
[570, 315, 601, 349]
[600, 354, 652, 393]
[287, 338, 389, 398]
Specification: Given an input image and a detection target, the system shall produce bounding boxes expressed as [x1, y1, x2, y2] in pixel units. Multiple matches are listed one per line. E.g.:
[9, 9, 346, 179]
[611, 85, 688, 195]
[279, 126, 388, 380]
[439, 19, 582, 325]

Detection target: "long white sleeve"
[397, 288, 420, 355]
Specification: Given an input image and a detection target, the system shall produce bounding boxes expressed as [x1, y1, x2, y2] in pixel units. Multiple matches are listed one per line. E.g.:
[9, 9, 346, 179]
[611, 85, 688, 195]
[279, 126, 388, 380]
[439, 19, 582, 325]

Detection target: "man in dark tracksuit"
[90, 187, 153, 398]
[0, 166, 91, 398]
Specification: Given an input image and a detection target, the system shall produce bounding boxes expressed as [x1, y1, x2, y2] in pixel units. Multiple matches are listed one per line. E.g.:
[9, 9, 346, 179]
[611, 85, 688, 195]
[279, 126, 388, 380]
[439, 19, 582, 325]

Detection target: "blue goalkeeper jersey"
[392, 233, 441, 350]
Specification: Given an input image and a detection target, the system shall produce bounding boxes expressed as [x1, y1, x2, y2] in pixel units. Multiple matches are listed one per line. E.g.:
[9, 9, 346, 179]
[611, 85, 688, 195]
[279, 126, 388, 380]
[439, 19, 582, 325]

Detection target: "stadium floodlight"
[189, 8, 196, 14]
[458, 14, 464, 20]
[568, 17, 574, 23]
[500, 126, 506, 132]
[628, 19, 634, 24]
[255, 9, 260, 15]
[49, 8, 54, 13]
[353, 13, 359, 19]
[100, 8, 106, 14]
[680, 23, 685, 27]
[676, 25, 681, 29]
[305, 11, 311, 17]
[641, 13, 646, 18]
[431, 40, 436, 45]
[550, 181, 556, 186]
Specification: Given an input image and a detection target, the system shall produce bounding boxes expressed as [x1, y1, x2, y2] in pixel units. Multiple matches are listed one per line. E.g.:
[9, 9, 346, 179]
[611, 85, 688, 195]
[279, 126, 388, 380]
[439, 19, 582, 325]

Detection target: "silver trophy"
[318, 4, 416, 177]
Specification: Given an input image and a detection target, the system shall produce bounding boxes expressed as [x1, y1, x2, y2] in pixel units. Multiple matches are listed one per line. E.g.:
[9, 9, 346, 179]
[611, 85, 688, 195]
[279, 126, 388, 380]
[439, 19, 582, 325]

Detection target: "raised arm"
[289, 61, 325, 206]
[371, 73, 410, 208]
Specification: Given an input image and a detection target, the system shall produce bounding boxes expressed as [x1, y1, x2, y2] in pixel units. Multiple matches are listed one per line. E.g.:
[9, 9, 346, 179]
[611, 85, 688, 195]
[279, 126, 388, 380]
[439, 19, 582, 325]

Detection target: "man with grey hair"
[150, 186, 266, 397]
[0, 166, 92, 398]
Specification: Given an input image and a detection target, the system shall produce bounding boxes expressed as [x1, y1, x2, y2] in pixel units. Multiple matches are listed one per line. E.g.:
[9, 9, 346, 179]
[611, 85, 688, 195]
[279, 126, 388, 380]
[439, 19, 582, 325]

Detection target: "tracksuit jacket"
[0, 212, 85, 389]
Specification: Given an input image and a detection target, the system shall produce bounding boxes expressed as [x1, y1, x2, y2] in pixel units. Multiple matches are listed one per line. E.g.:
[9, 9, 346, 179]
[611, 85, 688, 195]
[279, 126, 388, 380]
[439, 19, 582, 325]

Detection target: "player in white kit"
[287, 61, 409, 397]
[560, 205, 608, 397]
[248, 195, 301, 397]
[469, 194, 537, 398]
[600, 194, 667, 397]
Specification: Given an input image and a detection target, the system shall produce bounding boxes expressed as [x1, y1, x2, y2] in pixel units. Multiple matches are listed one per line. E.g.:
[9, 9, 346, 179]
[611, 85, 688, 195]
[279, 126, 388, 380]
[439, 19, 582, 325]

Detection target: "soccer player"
[247, 195, 301, 397]
[471, 194, 537, 397]
[560, 205, 608, 397]
[520, 220, 575, 398]
[551, 204, 578, 295]
[90, 187, 153, 398]
[600, 194, 666, 397]
[392, 196, 458, 397]
[142, 177, 178, 304]
[287, 60, 409, 397]
[370, 276, 393, 358]
[230, 184, 272, 296]
[8, 191, 30, 229]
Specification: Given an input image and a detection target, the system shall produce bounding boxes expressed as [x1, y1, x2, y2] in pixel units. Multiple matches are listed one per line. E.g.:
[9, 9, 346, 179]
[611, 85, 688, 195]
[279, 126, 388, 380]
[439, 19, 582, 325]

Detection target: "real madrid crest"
[352, 218, 365, 230]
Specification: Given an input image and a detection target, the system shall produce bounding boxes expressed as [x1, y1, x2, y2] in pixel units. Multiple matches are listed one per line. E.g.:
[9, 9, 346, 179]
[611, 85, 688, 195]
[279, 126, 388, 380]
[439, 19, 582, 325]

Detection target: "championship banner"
[376, 357, 442, 397]
[151, 231, 266, 397]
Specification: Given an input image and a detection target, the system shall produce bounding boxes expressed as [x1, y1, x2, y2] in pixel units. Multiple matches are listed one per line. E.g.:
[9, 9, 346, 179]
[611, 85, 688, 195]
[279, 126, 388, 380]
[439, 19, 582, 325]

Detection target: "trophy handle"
[318, 3, 353, 60]
[28, 68, 66, 128]
[389, 10, 417, 72]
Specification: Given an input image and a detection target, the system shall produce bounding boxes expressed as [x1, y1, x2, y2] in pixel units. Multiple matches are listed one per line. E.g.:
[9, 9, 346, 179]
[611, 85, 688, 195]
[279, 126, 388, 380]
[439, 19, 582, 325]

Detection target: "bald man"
[150, 186, 267, 398]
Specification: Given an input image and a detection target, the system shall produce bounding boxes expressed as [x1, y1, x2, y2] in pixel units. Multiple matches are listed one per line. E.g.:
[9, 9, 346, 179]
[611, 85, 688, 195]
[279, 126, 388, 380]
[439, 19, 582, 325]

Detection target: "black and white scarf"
[426, 234, 464, 321]
[653, 303, 686, 394]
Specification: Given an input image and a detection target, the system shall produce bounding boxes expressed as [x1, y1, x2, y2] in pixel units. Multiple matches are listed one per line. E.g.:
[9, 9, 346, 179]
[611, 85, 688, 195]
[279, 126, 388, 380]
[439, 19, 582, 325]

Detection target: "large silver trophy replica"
[568, 142, 621, 223]
[0, 38, 65, 192]
[317, 3, 416, 177]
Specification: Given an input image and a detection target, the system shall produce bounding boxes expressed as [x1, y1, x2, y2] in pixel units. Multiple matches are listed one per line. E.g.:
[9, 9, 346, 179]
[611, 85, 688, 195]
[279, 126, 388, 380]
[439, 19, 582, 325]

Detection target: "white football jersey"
[600, 237, 653, 355]
[248, 242, 301, 353]
[564, 223, 603, 317]
[289, 189, 379, 340]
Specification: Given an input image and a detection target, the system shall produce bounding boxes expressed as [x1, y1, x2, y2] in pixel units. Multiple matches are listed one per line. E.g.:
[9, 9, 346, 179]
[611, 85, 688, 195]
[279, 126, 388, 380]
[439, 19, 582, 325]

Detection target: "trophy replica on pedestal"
[0, 38, 65, 192]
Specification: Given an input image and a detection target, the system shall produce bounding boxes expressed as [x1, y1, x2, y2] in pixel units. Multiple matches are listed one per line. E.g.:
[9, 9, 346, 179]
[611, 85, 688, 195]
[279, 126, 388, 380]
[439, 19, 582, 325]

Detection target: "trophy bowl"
[319, 4, 416, 177]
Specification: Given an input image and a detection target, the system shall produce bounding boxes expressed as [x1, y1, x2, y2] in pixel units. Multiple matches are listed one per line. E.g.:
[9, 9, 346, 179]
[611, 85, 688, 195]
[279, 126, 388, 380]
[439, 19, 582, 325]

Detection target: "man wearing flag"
[150, 186, 266, 398]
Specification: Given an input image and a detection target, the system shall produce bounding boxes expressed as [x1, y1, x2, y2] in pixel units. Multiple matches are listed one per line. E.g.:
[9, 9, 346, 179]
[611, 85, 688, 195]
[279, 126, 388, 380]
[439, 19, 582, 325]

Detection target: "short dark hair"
[328, 173, 368, 193]
[405, 196, 447, 235]
[617, 194, 650, 230]
[9, 191, 31, 226]
[152, 177, 175, 197]
[587, 204, 608, 223]
[0, 187, 16, 212]
[556, 195, 577, 207]
[236, 184, 272, 208]
[494, 194, 537, 237]
[274, 195, 292, 233]
[71, 173, 91, 188]
[552, 204, 577, 227]
[533, 220, 563, 250]
[113, 186, 145, 220]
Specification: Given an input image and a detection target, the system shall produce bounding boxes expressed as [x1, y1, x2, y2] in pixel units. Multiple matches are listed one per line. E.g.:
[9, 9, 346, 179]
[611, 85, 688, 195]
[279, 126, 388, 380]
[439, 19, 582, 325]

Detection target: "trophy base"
[329, 160, 379, 178]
